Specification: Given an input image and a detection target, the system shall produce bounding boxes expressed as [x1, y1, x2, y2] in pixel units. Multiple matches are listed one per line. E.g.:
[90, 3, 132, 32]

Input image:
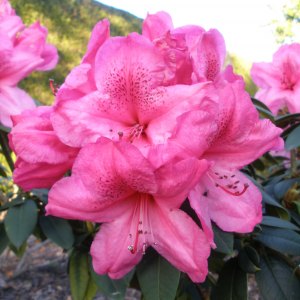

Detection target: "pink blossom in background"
[0, 0, 58, 127]
[251, 43, 300, 114]
[46, 138, 211, 282]
[9, 106, 78, 190]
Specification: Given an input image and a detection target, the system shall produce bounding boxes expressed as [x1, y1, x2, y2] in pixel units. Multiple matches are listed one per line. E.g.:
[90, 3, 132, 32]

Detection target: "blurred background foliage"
[274, 0, 300, 44]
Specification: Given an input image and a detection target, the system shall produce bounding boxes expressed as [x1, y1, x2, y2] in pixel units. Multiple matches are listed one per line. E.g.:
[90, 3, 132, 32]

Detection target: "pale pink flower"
[173, 79, 284, 245]
[142, 11, 226, 84]
[251, 43, 300, 114]
[9, 106, 78, 190]
[0, 0, 58, 127]
[46, 138, 210, 282]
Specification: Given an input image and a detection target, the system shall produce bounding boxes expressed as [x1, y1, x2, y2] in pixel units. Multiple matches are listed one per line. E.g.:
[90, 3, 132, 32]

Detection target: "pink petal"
[204, 81, 283, 169]
[155, 157, 209, 208]
[13, 158, 73, 191]
[10, 106, 78, 164]
[0, 86, 35, 127]
[94, 33, 167, 124]
[251, 62, 280, 89]
[142, 11, 173, 41]
[190, 169, 262, 234]
[73, 138, 157, 199]
[82, 19, 110, 65]
[47, 175, 132, 223]
[152, 205, 210, 282]
[91, 206, 143, 279]
[194, 29, 226, 82]
[52, 91, 127, 147]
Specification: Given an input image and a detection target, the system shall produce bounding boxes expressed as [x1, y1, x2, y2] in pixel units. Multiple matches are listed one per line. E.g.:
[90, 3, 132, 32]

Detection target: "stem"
[290, 149, 298, 177]
[0, 131, 14, 172]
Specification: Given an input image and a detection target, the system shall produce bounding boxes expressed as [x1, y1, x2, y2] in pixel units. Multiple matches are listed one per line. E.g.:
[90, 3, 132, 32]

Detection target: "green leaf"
[273, 178, 300, 200]
[0, 196, 25, 212]
[91, 263, 134, 300]
[84, 276, 98, 300]
[212, 224, 234, 254]
[256, 255, 300, 300]
[261, 216, 300, 231]
[0, 222, 9, 255]
[254, 227, 300, 255]
[212, 258, 247, 300]
[275, 113, 300, 128]
[261, 190, 289, 219]
[285, 124, 300, 150]
[39, 215, 74, 249]
[0, 124, 10, 133]
[4, 199, 38, 248]
[238, 245, 260, 273]
[251, 98, 274, 121]
[137, 253, 180, 300]
[69, 250, 90, 300]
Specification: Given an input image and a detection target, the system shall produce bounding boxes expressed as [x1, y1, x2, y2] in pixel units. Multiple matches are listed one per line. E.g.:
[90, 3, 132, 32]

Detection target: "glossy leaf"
[39, 215, 74, 249]
[212, 224, 234, 254]
[91, 263, 134, 300]
[238, 245, 260, 273]
[69, 250, 90, 300]
[254, 227, 300, 255]
[275, 113, 300, 128]
[4, 199, 38, 248]
[212, 258, 247, 300]
[285, 124, 300, 150]
[137, 253, 180, 300]
[256, 255, 300, 300]
[261, 216, 300, 231]
[273, 178, 300, 200]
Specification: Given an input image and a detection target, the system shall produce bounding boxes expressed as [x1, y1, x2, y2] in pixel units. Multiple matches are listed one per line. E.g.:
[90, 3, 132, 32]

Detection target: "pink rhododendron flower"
[142, 11, 226, 84]
[9, 106, 78, 190]
[251, 43, 300, 114]
[46, 138, 211, 282]
[51, 22, 214, 153]
[0, 0, 58, 127]
[173, 79, 284, 246]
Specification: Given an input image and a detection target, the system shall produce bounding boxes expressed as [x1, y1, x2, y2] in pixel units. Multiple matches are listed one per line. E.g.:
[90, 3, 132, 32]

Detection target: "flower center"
[127, 194, 157, 255]
[118, 123, 146, 143]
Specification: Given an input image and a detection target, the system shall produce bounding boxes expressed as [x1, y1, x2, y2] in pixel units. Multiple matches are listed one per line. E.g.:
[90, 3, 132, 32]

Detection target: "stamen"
[49, 79, 59, 96]
[127, 194, 155, 255]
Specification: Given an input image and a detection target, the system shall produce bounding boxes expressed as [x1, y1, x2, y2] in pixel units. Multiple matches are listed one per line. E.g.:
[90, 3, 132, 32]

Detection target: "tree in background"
[275, 0, 300, 43]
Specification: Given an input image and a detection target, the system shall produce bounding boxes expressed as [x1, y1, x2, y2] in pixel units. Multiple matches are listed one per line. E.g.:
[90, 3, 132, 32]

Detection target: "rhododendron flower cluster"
[10, 11, 283, 282]
[0, 0, 58, 127]
[251, 43, 300, 114]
